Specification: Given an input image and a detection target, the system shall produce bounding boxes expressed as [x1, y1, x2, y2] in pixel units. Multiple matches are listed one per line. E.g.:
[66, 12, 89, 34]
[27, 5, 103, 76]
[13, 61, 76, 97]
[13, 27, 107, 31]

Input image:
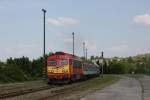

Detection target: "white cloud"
[109, 44, 129, 52]
[134, 14, 150, 26]
[47, 17, 79, 27]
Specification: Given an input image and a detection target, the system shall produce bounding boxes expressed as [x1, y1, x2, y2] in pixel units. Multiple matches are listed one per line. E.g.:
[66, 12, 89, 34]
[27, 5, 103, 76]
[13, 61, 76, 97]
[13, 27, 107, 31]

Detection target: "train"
[47, 52, 100, 84]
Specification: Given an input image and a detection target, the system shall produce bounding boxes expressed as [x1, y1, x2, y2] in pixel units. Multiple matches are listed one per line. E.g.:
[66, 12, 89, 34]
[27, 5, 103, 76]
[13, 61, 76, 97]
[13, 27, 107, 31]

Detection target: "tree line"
[0, 53, 150, 83]
[90, 54, 150, 74]
[0, 56, 43, 83]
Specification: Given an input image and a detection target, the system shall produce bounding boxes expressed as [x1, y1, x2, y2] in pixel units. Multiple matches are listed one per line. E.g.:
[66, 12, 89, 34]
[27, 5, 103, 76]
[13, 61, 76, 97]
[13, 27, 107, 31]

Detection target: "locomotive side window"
[48, 60, 57, 66]
[69, 59, 72, 65]
[61, 60, 68, 65]
[73, 60, 82, 68]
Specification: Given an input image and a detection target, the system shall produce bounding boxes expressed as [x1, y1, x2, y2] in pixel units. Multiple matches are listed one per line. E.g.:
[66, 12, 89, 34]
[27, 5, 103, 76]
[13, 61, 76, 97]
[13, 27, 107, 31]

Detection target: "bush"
[0, 65, 28, 83]
[108, 62, 130, 74]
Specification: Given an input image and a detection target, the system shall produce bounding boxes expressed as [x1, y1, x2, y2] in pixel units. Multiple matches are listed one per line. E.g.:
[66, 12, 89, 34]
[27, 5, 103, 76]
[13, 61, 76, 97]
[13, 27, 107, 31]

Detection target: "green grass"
[50, 75, 120, 100]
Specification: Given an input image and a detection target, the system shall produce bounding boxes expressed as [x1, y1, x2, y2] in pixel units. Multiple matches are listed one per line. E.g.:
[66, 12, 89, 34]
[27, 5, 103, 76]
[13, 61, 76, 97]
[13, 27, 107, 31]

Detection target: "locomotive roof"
[47, 51, 81, 60]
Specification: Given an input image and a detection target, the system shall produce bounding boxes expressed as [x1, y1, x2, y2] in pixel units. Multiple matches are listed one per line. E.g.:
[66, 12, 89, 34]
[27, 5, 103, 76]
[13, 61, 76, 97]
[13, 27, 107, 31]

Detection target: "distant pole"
[146, 55, 149, 74]
[42, 8, 46, 80]
[101, 51, 104, 78]
[72, 32, 75, 56]
[83, 42, 85, 60]
[86, 48, 88, 60]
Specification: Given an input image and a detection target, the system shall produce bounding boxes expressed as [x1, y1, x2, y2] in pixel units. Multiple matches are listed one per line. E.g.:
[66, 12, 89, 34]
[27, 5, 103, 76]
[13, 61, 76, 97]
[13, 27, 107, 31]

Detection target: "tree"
[31, 57, 43, 77]
[127, 56, 133, 63]
[90, 56, 94, 61]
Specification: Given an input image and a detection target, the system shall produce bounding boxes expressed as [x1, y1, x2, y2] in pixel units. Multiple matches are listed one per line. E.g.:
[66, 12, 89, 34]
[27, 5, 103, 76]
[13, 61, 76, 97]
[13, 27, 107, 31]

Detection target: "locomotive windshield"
[48, 60, 57, 66]
[61, 60, 68, 65]
[48, 60, 68, 66]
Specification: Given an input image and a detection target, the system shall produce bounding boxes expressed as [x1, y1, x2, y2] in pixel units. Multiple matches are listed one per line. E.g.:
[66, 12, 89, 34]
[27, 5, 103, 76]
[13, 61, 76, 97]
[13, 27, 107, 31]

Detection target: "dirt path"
[80, 76, 142, 100]
[142, 75, 150, 100]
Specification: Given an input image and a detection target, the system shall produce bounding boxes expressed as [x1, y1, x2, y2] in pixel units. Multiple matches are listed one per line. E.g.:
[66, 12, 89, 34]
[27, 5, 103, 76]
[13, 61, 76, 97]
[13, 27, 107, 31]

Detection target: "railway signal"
[42, 8, 47, 80]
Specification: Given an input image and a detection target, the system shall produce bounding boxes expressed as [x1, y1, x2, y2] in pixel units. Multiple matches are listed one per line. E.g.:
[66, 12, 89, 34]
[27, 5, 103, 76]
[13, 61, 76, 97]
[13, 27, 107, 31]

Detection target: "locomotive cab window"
[61, 60, 68, 65]
[48, 60, 57, 66]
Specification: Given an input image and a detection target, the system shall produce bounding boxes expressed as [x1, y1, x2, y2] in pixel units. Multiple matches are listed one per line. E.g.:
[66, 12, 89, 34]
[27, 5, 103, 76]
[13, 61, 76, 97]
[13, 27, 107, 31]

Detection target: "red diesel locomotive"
[47, 52, 100, 83]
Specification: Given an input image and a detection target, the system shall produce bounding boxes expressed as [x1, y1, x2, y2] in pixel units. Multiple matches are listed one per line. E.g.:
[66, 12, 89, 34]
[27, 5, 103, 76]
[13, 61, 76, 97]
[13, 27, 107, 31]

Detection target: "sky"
[1, 0, 150, 61]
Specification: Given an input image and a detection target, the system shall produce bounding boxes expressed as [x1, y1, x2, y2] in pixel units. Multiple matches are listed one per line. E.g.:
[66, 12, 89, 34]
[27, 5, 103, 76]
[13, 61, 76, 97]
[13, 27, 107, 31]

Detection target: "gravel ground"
[0, 80, 49, 95]
[2, 82, 83, 100]
[80, 76, 142, 100]
[2, 76, 118, 100]
[3, 75, 150, 100]
[3, 87, 61, 100]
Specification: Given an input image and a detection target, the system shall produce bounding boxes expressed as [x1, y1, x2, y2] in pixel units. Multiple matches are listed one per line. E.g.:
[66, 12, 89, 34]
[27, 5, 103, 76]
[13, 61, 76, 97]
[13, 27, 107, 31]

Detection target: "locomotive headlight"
[62, 67, 69, 73]
[62, 68, 65, 72]
[65, 70, 68, 72]
[50, 70, 54, 73]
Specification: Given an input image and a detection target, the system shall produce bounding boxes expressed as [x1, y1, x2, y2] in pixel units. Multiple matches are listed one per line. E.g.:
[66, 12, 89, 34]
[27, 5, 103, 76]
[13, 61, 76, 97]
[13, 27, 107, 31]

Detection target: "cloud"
[47, 17, 79, 27]
[109, 44, 129, 52]
[134, 14, 150, 26]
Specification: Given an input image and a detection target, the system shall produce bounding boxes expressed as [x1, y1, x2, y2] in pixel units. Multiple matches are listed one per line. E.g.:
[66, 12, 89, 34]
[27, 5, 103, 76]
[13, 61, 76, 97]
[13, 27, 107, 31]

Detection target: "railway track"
[0, 81, 55, 99]
[36, 81, 87, 100]
[0, 78, 101, 100]
[37, 90, 66, 100]
[0, 76, 118, 100]
[0, 85, 55, 99]
[0, 84, 74, 100]
[0, 81, 79, 99]
[0, 80, 85, 100]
